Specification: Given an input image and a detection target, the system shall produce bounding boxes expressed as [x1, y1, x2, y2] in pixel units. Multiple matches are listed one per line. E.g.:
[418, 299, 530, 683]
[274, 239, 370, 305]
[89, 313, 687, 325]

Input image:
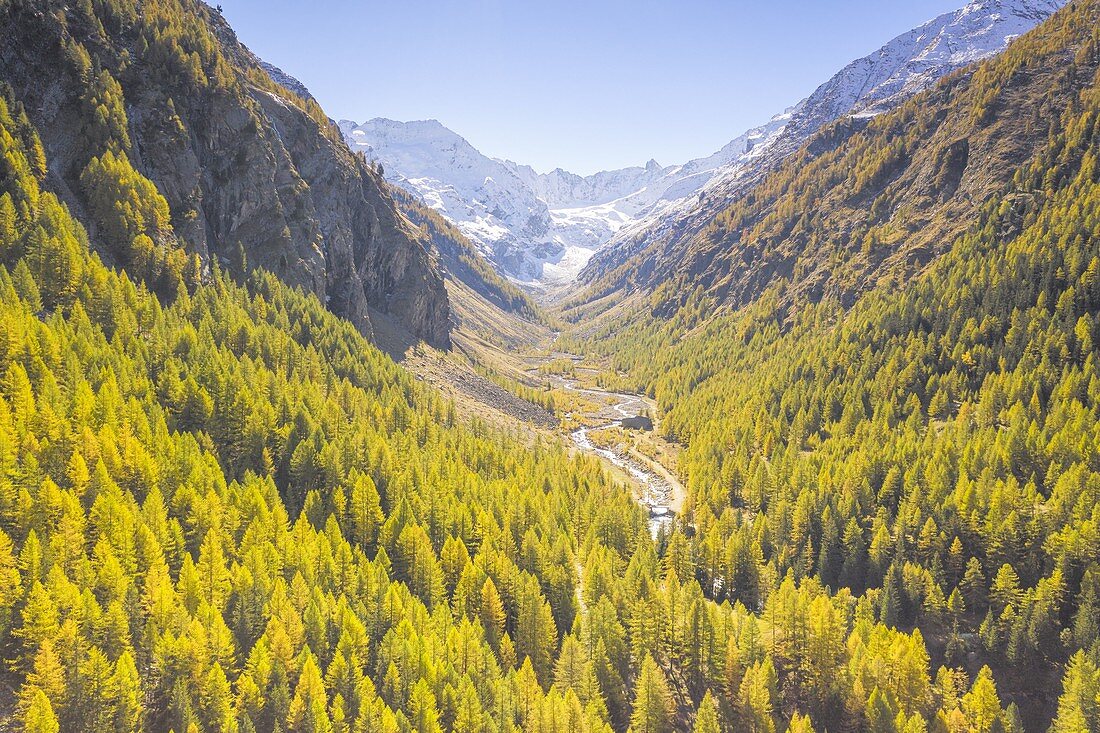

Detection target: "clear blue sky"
[215, 0, 966, 175]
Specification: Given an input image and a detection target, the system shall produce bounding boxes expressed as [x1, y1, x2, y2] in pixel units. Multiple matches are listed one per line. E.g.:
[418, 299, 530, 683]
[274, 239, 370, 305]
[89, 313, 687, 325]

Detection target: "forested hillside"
[564, 1, 1100, 729]
[0, 0, 451, 345]
[2, 18, 1092, 732]
[0, 77, 654, 731]
[2, 0, 1099, 732]
[570, 0, 1091, 321]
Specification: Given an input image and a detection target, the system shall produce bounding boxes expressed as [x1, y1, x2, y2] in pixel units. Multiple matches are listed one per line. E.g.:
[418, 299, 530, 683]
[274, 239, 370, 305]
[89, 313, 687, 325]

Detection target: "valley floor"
[395, 320, 688, 533]
[519, 355, 686, 534]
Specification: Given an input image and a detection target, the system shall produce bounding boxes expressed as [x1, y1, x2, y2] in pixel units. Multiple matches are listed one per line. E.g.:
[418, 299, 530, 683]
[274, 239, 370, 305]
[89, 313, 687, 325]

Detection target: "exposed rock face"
[247, 88, 450, 346]
[0, 0, 450, 347]
[258, 61, 316, 102]
[386, 184, 541, 321]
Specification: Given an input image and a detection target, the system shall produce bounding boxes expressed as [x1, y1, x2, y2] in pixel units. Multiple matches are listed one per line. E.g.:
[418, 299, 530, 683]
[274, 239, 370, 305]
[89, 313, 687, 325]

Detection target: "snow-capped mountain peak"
[339, 0, 1065, 290]
[784, 0, 1066, 142]
[579, 0, 1067, 284]
[340, 118, 677, 285]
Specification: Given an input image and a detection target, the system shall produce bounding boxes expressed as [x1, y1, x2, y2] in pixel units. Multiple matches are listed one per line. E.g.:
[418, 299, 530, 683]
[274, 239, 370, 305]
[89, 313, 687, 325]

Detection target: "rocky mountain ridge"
[337, 0, 1065, 292]
[572, 0, 1090, 328]
[0, 0, 451, 345]
[579, 0, 1068, 290]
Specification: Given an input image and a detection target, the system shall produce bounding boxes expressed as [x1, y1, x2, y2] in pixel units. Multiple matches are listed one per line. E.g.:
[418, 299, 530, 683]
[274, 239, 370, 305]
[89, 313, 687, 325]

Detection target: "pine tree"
[196, 531, 232, 613]
[880, 563, 904, 628]
[24, 212, 83, 310]
[739, 659, 776, 733]
[693, 690, 721, 733]
[961, 666, 1002, 733]
[1050, 651, 1100, 733]
[990, 564, 1022, 612]
[631, 655, 675, 733]
[408, 679, 442, 733]
[0, 192, 16, 255]
[479, 577, 506, 651]
[787, 712, 816, 733]
[200, 662, 235, 733]
[554, 635, 591, 696]
[288, 654, 330, 733]
[15, 583, 58, 668]
[864, 687, 899, 733]
[112, 652, 143, 732]
[73, 646, 118, 733]
[0, 528, 21, 635]
[22, 687, 59, 733]
[349, 472, 384, 553]
[11, 258, 42, 311]
[960, 559, 987, 611]
[451, 675, 484, 733]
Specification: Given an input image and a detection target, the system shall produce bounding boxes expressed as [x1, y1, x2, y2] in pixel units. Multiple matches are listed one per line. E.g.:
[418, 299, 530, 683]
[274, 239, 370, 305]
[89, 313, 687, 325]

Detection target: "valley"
[396, 322, 689, 539]
[0, 0, 1098, 731]
[522, 352, 687, 536]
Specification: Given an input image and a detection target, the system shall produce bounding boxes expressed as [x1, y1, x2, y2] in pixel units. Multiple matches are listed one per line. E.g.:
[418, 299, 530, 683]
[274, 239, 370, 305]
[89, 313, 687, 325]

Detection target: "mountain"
[780, 0, 1066, 146]
[578, 0, 1069, 293]
[340, 118, 670, 286]
[338, 114, 794, 287]
[258, 60, 315, 102]
[384, 183, 545, 327]
[341, 118, 557, 284]
[566, 2, 1100, 728]
[0, 51, 647, 733]
[3, 0, 1100, 731]
[251, 66, 546, 337]
[337, 110, 811, 288]
[342, 0, 1064, 292]
[0, 0, 451, 345]
[506, 158, 669, 209]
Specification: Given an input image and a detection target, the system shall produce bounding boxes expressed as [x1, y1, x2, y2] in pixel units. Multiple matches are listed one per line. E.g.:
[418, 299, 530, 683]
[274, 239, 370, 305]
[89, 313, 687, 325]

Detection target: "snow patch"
[338, 0, 1065, 289]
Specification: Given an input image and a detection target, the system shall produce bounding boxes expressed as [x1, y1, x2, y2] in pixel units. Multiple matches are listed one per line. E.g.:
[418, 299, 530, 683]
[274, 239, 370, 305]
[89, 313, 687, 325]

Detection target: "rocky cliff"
[0, 0, 450, 346]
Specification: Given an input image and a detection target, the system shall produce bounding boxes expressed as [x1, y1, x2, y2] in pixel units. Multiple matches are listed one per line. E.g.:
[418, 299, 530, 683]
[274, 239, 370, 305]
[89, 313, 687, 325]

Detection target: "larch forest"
[0, 0, 1099, 732]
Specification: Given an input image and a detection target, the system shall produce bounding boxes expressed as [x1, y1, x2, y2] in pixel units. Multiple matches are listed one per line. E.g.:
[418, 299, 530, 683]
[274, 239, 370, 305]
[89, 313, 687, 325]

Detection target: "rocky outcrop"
[0, 0, 450, 346]
[258, 61, 316, 103]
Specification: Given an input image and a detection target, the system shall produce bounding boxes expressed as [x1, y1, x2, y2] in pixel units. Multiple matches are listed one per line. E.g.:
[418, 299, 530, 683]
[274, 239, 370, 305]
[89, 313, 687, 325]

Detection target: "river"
[529, 358, 685, 536]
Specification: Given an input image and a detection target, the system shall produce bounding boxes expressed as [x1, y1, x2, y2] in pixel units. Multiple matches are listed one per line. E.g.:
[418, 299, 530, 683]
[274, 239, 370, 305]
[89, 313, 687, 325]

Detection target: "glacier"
[338, 0, 1066, 291]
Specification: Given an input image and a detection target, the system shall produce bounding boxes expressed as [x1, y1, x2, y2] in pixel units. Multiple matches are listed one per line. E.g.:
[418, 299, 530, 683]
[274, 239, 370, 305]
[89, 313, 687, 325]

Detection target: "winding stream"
[533, 359, 683, 535]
